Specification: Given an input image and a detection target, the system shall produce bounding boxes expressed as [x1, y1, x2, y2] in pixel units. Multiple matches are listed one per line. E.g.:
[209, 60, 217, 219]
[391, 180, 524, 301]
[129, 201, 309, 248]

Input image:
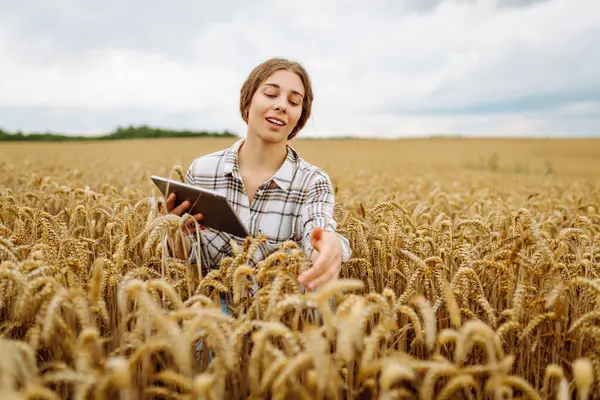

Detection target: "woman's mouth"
[266, 117, 286, 128]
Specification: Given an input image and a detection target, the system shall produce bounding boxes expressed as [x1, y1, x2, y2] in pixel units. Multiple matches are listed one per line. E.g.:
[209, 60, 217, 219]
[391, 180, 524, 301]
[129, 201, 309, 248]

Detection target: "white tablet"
[151, 175, 249, 238]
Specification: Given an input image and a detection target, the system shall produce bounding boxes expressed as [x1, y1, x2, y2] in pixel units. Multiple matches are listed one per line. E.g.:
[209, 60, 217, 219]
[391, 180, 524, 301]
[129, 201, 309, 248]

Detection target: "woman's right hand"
[164, 193, 206, 233]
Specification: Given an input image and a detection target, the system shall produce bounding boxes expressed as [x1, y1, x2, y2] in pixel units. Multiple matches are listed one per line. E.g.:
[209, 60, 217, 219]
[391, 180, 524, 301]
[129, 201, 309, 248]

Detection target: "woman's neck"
[238, 134, 288, 175]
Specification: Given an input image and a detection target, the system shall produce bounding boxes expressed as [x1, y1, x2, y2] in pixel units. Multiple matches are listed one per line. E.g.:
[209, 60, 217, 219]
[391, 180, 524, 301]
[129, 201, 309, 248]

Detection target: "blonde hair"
[240, 58, 313, 140]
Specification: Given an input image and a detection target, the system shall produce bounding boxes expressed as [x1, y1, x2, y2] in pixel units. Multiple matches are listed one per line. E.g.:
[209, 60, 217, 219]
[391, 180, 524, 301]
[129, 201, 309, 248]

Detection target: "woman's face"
[246, 69, 305, 144]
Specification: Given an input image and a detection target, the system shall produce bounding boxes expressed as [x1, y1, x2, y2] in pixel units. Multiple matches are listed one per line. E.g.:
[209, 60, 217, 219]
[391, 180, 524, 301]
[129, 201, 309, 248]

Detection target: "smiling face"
[246, 70, 305, 144]
[240, 58, 314, 141]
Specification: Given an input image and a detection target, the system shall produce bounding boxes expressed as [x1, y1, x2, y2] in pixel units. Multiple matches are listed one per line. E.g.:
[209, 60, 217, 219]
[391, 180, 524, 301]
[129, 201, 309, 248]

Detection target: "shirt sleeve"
[300, 173, 352, 263]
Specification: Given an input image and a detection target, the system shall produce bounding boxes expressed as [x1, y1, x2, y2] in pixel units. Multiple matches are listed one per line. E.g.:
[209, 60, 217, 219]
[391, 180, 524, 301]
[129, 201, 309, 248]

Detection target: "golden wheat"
[0, 137, 599, 399]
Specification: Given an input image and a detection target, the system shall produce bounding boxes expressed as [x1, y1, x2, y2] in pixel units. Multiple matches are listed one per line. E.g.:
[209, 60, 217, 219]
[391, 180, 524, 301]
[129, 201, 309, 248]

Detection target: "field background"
[2, 137, 599, 220]
[3, 137, 600, 173]
[1, 137, 600, 399]
[3, 137, 599, 197]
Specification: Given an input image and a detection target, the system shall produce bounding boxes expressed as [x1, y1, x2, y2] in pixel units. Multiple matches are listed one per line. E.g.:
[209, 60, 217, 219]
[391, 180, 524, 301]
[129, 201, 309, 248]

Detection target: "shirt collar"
[223, 139, 297, 191]
[223, 139, 243, 176]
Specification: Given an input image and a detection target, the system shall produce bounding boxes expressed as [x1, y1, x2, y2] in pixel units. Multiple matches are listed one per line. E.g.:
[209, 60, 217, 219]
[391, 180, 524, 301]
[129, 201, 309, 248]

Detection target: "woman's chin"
[253, 130, 289, 144]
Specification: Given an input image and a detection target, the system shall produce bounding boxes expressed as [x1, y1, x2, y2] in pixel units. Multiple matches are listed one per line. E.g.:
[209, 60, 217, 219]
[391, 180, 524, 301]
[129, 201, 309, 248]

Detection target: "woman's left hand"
[297, 227, 342, 290]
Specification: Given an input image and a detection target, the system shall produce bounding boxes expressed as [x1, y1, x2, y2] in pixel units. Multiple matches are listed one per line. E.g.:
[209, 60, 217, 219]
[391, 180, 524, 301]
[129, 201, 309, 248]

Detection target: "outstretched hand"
[297, 227, 342, 290]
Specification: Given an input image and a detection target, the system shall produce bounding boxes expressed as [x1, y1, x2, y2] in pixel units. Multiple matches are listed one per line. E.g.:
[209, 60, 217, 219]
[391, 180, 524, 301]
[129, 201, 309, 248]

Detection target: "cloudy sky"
[1, 0, 599, 138]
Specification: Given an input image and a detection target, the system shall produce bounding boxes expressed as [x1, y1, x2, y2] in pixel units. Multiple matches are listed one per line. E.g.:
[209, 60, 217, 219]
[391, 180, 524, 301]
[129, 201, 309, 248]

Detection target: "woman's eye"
[289, 100, 299, 106]
[264, 93, 276, 98]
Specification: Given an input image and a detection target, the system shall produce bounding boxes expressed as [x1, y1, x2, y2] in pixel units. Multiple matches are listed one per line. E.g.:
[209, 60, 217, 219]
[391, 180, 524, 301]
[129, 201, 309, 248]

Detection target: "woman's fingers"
[172, 200, 191, 216]
[298, 229, 342, 289]
[298, 258, 325, 286]
[306, 262, 339, 289]
[164, 193, 206, 232]
[161, 193, 173, 216]
[185, 213, 206, 233]
[298, 248, 334, 288]
[165, 193, 176, 213]
[166, 193, 190, 216]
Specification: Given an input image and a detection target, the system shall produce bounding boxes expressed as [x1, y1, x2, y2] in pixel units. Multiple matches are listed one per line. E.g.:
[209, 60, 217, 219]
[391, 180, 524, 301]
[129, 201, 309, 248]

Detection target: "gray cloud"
[2, 0, 242, 64]
[0, 105, 233, 135]
[496, 0, 550, 8]
[401, 0, 446, 12]
[0, 0, 599, 137]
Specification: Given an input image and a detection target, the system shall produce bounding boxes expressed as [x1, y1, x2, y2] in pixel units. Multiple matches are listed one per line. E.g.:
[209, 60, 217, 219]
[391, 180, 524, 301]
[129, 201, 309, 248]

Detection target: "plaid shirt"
[185, 139, 352, 272]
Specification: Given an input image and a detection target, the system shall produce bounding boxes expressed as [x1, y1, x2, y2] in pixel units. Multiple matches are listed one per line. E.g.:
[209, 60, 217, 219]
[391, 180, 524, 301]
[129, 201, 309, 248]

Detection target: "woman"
[165, 58, 352, 291]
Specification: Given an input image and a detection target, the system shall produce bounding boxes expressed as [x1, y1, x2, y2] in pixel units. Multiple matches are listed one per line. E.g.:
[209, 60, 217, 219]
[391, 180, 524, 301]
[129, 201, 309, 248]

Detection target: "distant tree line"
[0, 125, 238, 142]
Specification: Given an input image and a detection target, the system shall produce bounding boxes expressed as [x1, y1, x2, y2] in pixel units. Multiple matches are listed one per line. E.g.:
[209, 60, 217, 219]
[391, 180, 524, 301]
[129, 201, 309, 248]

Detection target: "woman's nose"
[273, 99, 287, 112]
[273, 103, 285, 112]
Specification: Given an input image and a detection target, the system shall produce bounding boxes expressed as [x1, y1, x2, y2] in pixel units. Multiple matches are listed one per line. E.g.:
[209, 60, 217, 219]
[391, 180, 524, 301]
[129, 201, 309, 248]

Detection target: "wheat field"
[1, 137, 599, 399]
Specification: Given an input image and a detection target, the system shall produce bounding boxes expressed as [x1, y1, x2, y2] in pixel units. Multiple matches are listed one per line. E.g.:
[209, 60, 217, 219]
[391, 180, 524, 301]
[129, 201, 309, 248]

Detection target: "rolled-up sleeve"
[301, 174, 352, 263]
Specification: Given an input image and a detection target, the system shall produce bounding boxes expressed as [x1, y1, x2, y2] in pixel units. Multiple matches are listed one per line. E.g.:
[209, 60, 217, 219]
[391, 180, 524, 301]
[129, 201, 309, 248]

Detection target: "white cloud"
[1, 49, 240, 109]
[0, 0, 598, 137]
[555, 101, 600, 117]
